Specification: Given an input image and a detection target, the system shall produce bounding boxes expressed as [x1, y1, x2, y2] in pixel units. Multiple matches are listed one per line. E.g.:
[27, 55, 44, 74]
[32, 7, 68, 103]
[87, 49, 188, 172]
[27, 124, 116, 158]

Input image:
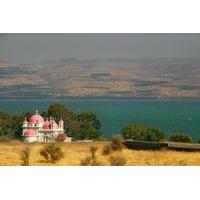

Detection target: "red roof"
[43, 120, 51, 129]
[29, 114, 44, 124]
[24, 129, 37, 136]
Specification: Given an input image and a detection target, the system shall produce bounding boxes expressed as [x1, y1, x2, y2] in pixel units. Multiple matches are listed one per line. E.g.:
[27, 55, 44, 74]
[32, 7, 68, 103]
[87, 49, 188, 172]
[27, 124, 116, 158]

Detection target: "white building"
[22, 110, 71, 142]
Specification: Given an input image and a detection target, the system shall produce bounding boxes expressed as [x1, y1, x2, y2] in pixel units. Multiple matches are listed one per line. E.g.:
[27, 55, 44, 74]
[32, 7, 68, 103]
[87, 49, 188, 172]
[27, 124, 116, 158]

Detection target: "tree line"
[0, 103, 196, 143]
[0, 104, 102, 140]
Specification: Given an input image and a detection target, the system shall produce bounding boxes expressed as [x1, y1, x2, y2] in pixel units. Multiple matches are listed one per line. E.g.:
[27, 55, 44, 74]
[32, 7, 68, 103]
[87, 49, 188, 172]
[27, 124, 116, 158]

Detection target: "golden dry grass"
[0, 141, 200, 166]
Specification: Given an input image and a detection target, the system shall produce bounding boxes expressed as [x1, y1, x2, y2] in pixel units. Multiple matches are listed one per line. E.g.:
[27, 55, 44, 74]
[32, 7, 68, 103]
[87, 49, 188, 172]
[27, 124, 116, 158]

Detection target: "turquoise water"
[0, 99, 200, 140]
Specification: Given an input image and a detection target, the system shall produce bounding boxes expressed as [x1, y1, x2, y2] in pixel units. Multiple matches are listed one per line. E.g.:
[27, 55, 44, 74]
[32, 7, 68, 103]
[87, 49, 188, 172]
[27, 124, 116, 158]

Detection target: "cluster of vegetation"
[0, 103, 102, 141]
[102, 135, 124, 155]
[10, 141, 200, 166]
[109, 155, 127, 166]
[19, 140, 127, 166]
[0, 103, 197, 144]
[169, 132, 192, 143]
[40, 143, 64, 163]
[122, 123, 165, 142]
[77, 112, 102, 140]
[19, 143, 65, 165]
[0, 111, 14, 136]
[103, 135, 127, 166]
[121, 122, 194, 143]
[81, 135, 127, 166]
[81, 145, 101, 166]
[20, 146, 31, 166]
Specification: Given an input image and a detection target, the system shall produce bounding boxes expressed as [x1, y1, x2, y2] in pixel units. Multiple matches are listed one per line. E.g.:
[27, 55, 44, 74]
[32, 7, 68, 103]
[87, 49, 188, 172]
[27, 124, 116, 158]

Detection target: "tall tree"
[12, 112, 33, 139]
[42, 104, 80, 137]
[0, 111, 13, 136]
[77, 112, 102, 140]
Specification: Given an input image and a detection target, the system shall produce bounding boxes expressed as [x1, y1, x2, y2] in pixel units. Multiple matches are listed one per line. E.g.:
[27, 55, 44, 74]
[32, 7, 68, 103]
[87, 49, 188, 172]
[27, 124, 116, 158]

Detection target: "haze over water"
[1, 33, 200, 63]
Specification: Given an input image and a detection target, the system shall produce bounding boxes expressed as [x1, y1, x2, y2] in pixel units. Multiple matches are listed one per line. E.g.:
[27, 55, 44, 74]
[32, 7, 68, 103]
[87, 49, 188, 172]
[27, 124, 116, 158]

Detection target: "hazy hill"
[0, 57, 200, 99]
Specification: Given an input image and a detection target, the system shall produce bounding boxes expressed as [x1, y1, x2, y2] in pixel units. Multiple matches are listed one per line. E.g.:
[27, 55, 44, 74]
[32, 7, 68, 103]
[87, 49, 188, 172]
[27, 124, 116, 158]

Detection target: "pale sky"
[0, 33, 200, 64]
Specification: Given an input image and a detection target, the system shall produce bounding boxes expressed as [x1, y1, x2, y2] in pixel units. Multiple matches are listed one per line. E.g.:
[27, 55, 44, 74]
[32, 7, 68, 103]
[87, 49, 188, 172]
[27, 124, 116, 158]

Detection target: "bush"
[79, 127, 101, 140]
[80, 156, 101, 166]
[102, 144, 112, 155]
[109, 155, 127, 166]
[55, 133, 67, 142]
[90, 145, 98, 160]
[122, 123, 165, 142]
[111, 135, 124, 151]
[81, 156, 92, 166]
[40, 143, 64, 163]
[169, 132, 192, 143]
[80, 144, 101, 166]
[20, 146, 31, 166]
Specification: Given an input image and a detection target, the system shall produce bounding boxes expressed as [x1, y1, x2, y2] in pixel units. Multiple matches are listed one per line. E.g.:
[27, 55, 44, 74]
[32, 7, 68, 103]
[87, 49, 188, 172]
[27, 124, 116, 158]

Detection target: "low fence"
[168, 142, 200, 152]
[124, 140, 200, 151]
[124, 140, 168, 150]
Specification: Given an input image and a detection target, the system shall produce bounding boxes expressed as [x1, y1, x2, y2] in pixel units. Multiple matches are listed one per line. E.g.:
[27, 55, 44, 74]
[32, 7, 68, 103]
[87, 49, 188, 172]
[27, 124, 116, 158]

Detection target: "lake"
[0, 99, 200, 140]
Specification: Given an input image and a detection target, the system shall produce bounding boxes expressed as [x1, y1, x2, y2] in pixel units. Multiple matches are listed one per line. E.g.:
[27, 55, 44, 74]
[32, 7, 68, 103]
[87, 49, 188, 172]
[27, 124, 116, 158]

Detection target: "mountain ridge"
[0, 57, 200, 99]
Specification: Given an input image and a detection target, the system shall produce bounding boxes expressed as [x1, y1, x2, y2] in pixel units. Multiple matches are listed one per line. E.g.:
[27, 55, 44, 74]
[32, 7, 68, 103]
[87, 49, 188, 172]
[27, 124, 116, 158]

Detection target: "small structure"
[22, 110, 71, 142]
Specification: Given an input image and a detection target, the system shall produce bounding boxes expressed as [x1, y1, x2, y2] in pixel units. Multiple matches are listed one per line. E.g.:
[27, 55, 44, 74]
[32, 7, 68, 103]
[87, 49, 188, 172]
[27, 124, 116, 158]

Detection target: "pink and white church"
[22, 110, 71, 142]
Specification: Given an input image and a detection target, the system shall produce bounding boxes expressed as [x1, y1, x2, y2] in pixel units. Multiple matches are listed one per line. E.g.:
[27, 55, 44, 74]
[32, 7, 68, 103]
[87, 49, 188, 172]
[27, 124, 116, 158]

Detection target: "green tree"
[12, 112, 33, 139]
[0, 111, 13, 136]
[122, 122, 165, 142]
[77, 112, 101, 130]
[77, 112, 102, 140]
[42, 104, 80, 137]
[79, 126, 101, 140]
[169, 132, 192, 143]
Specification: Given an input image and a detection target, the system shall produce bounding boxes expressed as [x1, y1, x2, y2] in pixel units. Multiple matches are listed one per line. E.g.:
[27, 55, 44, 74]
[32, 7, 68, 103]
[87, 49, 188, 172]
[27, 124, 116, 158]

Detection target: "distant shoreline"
[0, 97, 200, 102]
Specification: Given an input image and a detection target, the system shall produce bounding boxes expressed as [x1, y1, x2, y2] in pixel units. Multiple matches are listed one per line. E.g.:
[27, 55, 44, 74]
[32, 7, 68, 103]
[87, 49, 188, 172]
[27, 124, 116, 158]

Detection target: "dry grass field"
[0, 141, 200, 166]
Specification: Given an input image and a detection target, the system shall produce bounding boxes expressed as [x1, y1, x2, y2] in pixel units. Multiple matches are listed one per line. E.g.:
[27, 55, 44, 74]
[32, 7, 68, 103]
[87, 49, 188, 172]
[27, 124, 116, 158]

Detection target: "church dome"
[29, 110, 44, 124]
[24, 129, 37, 136]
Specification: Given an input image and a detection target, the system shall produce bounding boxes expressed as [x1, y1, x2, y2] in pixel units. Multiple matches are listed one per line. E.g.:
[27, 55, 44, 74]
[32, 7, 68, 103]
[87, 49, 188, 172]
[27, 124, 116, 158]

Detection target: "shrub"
[90, 159, 101, 166]
[80, 144, 101, 166]
[55, 133, 67, 142]
[109, 155, 127, 166]
[40, 143, 64, 163]
[20, 146, 31, 166]
[169, 132, 192, 143]
[79, 127, 101, 140]
[111, 135, 124, 151]
[81, 156, 92, 166]
[90, 145, 98, 160]
[102, 144, 112, 155]
[122, 123, 165, 142]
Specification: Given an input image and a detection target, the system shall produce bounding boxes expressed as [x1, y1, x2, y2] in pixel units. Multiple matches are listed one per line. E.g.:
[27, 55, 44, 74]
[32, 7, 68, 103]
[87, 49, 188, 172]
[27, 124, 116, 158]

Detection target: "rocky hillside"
[0, 57, 200, 99]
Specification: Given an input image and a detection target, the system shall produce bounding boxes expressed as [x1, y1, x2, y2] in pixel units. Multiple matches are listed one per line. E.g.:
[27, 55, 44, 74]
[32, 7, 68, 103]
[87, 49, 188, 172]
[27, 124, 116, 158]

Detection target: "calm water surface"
[0, 99, 200, 139]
